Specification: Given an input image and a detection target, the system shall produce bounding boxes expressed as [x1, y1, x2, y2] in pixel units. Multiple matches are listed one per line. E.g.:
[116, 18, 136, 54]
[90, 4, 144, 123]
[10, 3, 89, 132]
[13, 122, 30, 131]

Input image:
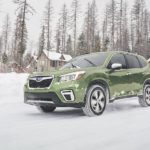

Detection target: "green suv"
[24, 51, 150, 116]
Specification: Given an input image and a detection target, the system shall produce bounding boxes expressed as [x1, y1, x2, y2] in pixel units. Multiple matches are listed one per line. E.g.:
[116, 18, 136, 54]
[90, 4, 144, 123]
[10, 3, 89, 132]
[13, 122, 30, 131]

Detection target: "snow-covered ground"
[0, 73, 150, 150]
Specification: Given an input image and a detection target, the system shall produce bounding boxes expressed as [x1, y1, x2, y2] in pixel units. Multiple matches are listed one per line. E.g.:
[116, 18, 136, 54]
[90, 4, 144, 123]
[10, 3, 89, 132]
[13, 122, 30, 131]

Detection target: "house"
[27, 50, 72, 72]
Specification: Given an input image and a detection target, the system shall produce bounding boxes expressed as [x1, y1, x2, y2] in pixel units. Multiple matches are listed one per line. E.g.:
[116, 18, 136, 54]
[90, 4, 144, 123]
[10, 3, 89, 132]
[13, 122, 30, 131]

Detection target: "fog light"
[61, 90, 75, 101]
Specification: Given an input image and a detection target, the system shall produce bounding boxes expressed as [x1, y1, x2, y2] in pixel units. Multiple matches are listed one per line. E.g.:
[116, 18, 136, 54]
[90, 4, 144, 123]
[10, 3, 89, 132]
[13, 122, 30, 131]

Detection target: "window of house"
[51, 61, 56, 67]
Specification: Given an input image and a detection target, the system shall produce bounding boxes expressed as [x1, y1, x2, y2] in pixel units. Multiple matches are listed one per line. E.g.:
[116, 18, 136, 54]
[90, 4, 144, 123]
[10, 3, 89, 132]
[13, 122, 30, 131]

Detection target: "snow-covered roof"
[43, 50, 72, 62]
[63, 54, 72, 61]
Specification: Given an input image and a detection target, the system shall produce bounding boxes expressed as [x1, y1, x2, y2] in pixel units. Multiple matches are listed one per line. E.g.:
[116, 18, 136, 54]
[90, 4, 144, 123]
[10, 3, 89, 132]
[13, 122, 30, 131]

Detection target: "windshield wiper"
[84, 58, 96, 67]
[71, 63, 80, 69]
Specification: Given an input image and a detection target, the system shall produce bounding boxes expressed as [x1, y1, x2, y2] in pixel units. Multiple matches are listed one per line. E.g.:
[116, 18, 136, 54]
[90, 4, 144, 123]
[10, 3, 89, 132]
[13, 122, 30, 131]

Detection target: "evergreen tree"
[103, 37, 110, 51]
[77, 32, 87, 56]
[0, 36, 2, 61]
[66, 35, 73, 56]
[2, 52, 8, 64]
[13, 8, 27, 64]
[94, 33, 101, 52]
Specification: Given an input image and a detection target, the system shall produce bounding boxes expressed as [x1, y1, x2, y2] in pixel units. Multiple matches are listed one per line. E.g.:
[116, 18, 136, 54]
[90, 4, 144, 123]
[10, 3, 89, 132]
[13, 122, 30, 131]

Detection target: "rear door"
[125, 54, 143, 95]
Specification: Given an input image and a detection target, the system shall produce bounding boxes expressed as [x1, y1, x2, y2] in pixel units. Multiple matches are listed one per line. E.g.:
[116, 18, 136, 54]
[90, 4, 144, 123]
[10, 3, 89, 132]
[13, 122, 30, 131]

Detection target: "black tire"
[37, 105, 56, 113]
[139, 85, 150, 107]
[82, 85, 107, 117]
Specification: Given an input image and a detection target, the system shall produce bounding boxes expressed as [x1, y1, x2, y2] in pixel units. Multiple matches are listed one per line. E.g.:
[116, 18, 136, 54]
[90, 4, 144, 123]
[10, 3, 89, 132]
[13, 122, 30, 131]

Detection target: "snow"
[0, 73, 150, 150]
[43, 50, 72, 61]
[63, 54, 72, 62]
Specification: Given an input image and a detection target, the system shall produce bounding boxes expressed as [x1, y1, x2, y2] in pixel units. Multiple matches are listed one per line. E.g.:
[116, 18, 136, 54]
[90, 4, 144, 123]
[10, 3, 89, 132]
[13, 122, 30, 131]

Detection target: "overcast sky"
[0, 0, 150, 50]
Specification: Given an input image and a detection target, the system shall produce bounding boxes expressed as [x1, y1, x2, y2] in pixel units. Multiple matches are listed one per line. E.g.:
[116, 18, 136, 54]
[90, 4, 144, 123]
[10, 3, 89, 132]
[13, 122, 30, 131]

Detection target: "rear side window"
[108, 54, 127, 69]
[125, 54, 141, 69]
[138, 56, 147, 68]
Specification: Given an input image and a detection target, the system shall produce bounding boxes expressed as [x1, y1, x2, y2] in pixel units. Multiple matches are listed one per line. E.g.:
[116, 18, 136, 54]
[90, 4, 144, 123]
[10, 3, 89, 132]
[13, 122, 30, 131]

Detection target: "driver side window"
[108, 54, 127, 69]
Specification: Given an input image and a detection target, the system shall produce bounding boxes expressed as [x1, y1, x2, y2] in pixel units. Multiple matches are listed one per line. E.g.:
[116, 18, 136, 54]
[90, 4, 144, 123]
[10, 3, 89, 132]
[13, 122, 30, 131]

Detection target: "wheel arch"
[86, 79, 111, 103]
[144, 78, 150, 86]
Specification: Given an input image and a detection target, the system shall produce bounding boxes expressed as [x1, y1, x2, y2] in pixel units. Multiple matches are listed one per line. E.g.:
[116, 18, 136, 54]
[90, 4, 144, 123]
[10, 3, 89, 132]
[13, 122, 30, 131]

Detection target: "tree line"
[0, 0, 150, 68]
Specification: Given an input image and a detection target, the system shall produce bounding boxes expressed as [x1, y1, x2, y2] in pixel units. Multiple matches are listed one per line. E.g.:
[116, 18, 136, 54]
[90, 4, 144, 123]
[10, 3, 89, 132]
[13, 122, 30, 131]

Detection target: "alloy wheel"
[90, 89, 105, 114]
[145, 86, 150, 105]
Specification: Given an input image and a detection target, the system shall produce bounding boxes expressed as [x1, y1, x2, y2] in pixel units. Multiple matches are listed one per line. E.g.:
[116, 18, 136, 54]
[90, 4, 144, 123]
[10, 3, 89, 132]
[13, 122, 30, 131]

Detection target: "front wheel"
[82, 85, 107, 117]
[138, 85, 150, 107]
[37, 105, 56, 113]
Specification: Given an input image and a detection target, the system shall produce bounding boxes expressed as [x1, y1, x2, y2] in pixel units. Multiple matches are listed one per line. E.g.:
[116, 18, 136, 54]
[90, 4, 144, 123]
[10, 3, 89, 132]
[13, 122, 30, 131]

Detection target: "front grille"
[29, 76, 53, 88]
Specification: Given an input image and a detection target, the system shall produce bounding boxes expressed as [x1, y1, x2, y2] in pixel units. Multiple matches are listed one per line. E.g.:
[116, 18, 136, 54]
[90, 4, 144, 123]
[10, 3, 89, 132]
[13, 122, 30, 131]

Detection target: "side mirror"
[111, 63, 122, 70]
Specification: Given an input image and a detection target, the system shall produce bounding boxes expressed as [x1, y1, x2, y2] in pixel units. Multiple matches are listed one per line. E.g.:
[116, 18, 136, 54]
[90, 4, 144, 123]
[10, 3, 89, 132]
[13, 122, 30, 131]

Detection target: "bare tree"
[83, 3, 92, 53]
[38, 25, 45, 56]
[102, 5, 109, 51]
[44, 0, 53, 51]
[55, 19, 61, 53]
[2, 14, 11, 53]
[83, 1, 98, 54]
[105, 0, 118, 50]
[122, 1, 130, 51]
[90, 0, 98, 52]
[13, 0, 35, 66]
[70, 0, 80, 56]
[131, 0, 149, 57]
[59, 4, 68, 53]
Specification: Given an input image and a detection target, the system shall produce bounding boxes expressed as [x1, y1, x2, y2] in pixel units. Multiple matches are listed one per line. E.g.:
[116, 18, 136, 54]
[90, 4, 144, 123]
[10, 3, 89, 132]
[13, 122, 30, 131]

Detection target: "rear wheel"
[82, 85, 107, 117]
[37, 105, 56, 113]
[139, 85, 150, 107]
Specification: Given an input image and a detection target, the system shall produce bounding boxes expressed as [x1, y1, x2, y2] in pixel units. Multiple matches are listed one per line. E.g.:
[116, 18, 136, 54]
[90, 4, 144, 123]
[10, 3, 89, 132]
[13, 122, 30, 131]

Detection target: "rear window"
[125, 54, 141, 69]
[138, 56, 147, 68]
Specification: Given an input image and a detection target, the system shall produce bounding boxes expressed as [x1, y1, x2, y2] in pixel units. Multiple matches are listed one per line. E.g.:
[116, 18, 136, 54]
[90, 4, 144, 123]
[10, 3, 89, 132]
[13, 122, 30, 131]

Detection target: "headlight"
[60, 71, 85, 82]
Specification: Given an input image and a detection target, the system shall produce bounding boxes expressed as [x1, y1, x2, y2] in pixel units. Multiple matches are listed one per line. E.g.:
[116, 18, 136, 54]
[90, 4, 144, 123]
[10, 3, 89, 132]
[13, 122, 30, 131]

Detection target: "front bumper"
[24, 92, 85, 108]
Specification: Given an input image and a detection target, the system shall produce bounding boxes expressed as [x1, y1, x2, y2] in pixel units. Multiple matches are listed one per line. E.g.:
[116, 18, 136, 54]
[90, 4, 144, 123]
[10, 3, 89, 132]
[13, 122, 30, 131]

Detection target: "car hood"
[29, 66, 104, 78]
[30, 68, 85, 78]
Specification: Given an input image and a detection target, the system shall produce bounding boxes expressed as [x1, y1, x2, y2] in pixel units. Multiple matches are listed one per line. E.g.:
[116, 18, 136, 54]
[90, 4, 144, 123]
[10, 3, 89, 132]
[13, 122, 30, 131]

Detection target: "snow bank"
[0, 73, 28, 102]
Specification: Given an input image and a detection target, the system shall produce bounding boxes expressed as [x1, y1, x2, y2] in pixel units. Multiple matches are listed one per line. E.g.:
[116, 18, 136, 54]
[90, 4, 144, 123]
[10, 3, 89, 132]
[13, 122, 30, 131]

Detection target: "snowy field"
[0, 73, 150, 150]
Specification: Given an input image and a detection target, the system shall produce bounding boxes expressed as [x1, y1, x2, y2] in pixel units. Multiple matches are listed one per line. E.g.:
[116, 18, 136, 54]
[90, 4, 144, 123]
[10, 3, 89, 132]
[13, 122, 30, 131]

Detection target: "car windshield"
[61, 52, 108, 69]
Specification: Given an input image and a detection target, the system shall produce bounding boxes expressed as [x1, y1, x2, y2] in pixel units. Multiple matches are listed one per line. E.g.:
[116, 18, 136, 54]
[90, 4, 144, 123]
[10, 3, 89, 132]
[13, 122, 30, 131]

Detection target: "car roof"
[93, 51, 142, 57]
[74, 51, 145, 61]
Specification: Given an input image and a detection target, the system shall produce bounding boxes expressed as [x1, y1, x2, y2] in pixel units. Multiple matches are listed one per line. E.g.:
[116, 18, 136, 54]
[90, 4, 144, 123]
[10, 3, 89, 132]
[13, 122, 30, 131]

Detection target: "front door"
[107, 53, 130, 100]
